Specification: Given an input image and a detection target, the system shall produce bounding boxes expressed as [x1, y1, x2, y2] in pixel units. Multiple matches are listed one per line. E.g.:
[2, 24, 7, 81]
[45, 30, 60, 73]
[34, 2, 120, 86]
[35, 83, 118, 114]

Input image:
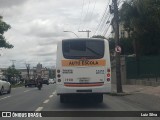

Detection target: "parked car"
[25, 78, 37, 87]
[42, 78, 49, 85]
[49, 79, 55, 84]
[0, 78, 11, 95]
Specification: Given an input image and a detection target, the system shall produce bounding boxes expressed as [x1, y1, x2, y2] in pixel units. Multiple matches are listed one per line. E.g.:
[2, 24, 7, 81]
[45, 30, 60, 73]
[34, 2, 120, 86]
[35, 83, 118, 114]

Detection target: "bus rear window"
[62, 39, 104, 59]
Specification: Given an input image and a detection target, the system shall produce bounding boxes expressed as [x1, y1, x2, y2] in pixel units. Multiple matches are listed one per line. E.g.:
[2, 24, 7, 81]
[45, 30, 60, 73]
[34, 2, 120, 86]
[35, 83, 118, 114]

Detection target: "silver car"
[0, 78, 11, 95]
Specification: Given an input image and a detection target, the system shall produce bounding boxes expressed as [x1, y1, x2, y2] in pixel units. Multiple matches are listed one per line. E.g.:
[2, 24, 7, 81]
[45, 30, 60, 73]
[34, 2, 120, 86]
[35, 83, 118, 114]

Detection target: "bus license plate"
[78, 77, 90, 83]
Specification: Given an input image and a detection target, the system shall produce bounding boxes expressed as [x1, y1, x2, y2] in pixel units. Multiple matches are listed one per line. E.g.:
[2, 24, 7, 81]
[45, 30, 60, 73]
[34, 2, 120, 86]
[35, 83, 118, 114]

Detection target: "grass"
[11, 83, 24, 88]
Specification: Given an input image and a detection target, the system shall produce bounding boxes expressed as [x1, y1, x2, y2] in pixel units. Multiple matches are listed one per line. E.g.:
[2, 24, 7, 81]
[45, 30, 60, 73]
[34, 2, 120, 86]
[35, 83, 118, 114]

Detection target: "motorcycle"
[37, 82, 42, 90]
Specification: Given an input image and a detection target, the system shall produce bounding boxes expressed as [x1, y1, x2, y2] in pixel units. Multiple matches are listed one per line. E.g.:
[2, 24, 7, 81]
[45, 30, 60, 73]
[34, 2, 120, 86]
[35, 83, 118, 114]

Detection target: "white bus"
[56, 38, 111, 103]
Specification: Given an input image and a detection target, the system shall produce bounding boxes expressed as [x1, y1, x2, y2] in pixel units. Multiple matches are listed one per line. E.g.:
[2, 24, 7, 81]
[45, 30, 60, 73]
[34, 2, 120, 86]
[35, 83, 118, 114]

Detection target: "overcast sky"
[0, 0, 111, 69]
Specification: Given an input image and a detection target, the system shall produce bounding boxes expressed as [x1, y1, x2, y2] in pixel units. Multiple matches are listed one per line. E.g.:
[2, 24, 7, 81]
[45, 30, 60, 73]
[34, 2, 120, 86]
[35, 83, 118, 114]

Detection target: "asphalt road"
[0, 84, 160, 120]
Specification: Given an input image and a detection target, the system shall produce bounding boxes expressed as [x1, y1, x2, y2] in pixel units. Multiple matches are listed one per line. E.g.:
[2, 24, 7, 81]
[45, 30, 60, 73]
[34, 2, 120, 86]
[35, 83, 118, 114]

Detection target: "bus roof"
[62, 38, 106, 42]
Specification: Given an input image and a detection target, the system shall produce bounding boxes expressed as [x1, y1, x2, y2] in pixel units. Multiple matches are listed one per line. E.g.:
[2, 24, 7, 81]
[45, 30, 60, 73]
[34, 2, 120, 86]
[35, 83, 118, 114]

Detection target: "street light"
[63, 31, 79, 38]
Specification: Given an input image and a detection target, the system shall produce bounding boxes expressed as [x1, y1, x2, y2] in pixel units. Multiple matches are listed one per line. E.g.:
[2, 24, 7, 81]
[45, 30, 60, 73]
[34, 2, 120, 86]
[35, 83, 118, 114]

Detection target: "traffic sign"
[115, 46, 121, 53]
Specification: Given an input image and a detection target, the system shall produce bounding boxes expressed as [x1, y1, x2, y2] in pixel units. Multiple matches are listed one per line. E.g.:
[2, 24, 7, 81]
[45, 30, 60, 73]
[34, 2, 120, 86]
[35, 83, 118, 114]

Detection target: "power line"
[101, 14, 112, 35]
[93, 0, 111, 35]
[103, 24, 112, 37]
[85, 0, 97, 29]
[93, 3, 109, 35]
[102, 15, 113, 36]
[98, 8, 111, 33]
[102, 0, 124, 37]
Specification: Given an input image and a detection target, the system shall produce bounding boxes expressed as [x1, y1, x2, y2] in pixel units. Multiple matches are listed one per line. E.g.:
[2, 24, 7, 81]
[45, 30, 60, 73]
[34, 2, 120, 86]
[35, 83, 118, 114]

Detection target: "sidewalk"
[112, 84, 160, 97]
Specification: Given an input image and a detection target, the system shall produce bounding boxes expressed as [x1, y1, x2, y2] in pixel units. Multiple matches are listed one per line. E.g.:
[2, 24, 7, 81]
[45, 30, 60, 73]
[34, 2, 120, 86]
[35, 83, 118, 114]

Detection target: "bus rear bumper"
[56, 83, 111, 95]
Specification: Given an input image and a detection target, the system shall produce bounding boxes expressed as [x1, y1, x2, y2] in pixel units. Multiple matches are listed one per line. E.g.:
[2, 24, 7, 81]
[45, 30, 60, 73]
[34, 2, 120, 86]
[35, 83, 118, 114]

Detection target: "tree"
[92, 35, 134, 55]
[92, 35, 107, 39]
[49, 69, 56, 78]
[3, 65, 21, 84]
[92, 35, 115, 53]
[0, 16, 13, 48]
[119, 0, 160, 56]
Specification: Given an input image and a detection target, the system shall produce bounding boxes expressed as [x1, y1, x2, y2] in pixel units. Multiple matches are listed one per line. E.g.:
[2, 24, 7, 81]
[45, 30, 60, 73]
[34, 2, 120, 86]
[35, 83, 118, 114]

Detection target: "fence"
[126, 56, 160, 86]
[126, 56, 160, 79]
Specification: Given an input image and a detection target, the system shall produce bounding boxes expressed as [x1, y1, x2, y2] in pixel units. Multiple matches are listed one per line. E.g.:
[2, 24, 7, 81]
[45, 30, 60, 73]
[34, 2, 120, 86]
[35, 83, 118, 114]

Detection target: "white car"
[0, 78, 11, 95]
[49, 79, 56, 84]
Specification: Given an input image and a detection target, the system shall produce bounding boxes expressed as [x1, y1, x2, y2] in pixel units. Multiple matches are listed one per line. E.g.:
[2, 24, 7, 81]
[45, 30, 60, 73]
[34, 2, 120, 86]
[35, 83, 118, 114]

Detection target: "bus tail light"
[56, 69, 61, 83]
[58, 79, 61, 82]
[106, 68, 111, 82]
[57, 74, 61, 78]
[107, 73, 110, 77]
[107, 78, 110, 82]
[57, 69, 60, 73]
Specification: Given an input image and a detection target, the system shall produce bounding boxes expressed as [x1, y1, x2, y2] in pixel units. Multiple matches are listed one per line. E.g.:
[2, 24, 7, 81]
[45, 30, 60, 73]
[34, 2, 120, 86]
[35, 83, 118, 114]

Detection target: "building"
[36, 63, 42, 75]
[119, 22, 129, 38]
[42, 68, 49, 79]
[1, 63, 50, 80]
[111, 19, 129, 39]
[18, 69, 36, 80]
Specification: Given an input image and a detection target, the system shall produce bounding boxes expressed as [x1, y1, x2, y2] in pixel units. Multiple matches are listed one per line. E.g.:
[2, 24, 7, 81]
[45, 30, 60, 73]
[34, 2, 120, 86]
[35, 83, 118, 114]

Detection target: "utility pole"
[110, 0, 123, 93]
[78, 30, 91, 38]
[10, 60, 16, 68]
[25, 63, 30, 80]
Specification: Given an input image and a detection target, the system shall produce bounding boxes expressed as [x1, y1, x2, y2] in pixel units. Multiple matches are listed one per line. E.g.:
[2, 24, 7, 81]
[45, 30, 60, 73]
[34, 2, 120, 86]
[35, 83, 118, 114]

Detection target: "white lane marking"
[12, 87, 23, 90]
[24, 90, 30, 92]
[35, 107, 43, 111]
[49, 95, 54, 98]
[43, 99, 49, 103]
[0, 95, 11, 101]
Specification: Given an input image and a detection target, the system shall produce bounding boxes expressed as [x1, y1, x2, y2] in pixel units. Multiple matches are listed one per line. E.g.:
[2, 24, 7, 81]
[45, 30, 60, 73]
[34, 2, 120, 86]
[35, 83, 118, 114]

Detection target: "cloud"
[26, 19, 64, 38]
[0, 0, 108, 68]
[0, 0, 27, 8]
[37, 37, 63, 46]
[28, 44, 57, 56]
[36, 52, 55, 56]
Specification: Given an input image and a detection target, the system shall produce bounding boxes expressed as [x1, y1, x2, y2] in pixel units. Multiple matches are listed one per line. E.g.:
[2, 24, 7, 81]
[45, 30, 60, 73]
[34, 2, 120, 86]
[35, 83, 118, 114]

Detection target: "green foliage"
[108, 38, 134, 55]
[0, 16, 13, 48]
[49, 69, 56, 78]
[3, 66, 21, 82]
[92, 35, 134, 55]
[108, 38, 115, 52]
[92, 35, 107, 39]
[119, 38, 134, 55]
[120, 0, 160, 56]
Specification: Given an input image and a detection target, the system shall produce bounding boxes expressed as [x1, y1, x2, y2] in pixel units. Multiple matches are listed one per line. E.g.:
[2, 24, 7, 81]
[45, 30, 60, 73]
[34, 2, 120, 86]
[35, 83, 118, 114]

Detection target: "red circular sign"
[115, 46, 121, 53]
